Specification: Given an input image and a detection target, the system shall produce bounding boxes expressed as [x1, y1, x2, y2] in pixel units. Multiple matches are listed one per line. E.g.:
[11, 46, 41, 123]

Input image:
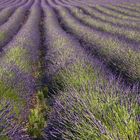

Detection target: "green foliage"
[27, 91, 47, 139]
[0, 81, 23, 115]
[42, 86, 48, 98]
[53, 62, 98, 91]
[37, 91, 47, 112]
[27, 108, 45, 138]
[0, 136, 10, 140]
[0, 32, 6, 41]
[0, 81, 16, 100]
[5, 47, 31, 72]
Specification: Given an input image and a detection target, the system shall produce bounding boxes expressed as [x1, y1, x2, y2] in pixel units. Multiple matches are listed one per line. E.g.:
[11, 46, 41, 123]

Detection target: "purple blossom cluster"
[0, 99, 18, 137]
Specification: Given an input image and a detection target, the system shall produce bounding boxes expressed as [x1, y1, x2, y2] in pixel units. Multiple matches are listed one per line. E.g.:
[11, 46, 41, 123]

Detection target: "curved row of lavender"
[102, 4, 140, 18]
[0, 0, 17, 7]
[56, 1, 139, 29]
[77, 6, 140, 31]
[0, 0, 33, 50]
[0, 0, 14, 6]
[0, 0, 18, 11]
[0, 0, 28, 26]
[0, 0, 41, 139]
[59, 0, 140, 22]
[60, 0, 140, 5]
[42, 0, 139, 139]
[56, 0, 140, 35]
[0, 0, 22, 8]
[92, 5, 140, 22]
[45, 1, 139, 89]
[50, 2, 140, 87]
[42, 0, 117, 94]
[65, 7, 140, 52]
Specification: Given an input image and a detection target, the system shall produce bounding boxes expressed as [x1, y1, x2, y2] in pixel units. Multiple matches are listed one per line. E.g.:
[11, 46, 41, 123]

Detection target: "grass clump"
[0, 136, 9, 140]
[27, 91, 47, 139]
[0, 81, 24, 115]
[5, 47, 31, 72]
[52, 61, 98, 92]
[0, 32, 6, 41]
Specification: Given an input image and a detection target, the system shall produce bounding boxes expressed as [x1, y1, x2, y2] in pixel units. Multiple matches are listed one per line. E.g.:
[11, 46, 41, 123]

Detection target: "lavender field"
[0, 0, 140, 139]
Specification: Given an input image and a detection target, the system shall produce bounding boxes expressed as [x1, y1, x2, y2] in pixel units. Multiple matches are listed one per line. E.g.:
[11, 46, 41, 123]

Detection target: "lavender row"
[1, 0, 40, 87]
[104, 4, 140, 18]
[116, 4, 140, 14]
[123, 3, 140, 8]
[43, 0, 94, 84]
[66, 0, 140, 21]
[0, 0, 41, 138]
[0, 0, 16, 7]
[54, 0, 69, 7]
[58, 0, 113, 7]
[0, 0, 21, 8]
[44, 0, 116, 87]
[63, 0, 140, 6]
[92, 5, 140, 22]
[0, 0, 28, 26]
[0, 0, 10, 5]
[100, 5, 140, 20]
[0, 0, 33, 50]
[68, 7, 140, 51]
[44, 0, 125, 95]
[46, 1, 139, 85]
[8, 0, 28, 8]
[80, 6, 140, 31]
[55, 0, 140, 22]
[51, 5, 140, 86]
[43, 1, 140, 139]
[0, 0, 19, 10]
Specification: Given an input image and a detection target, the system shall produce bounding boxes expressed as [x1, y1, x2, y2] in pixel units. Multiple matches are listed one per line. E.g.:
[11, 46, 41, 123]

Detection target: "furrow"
[38, 0, 47, 91]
